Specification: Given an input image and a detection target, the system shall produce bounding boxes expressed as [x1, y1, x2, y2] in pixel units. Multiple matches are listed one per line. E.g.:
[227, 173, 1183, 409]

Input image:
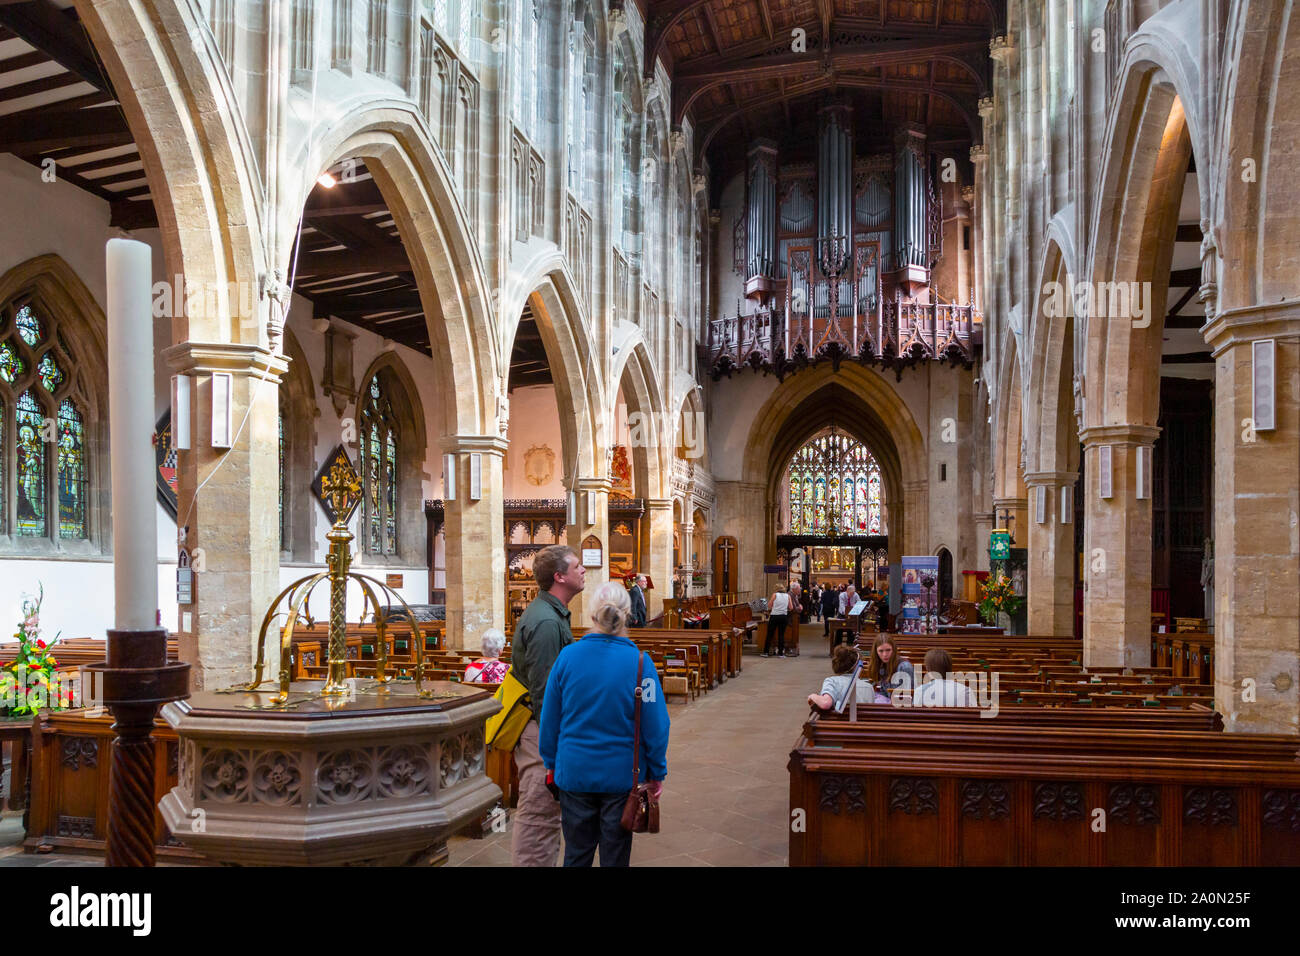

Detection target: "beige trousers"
[510, 719, 562, 866]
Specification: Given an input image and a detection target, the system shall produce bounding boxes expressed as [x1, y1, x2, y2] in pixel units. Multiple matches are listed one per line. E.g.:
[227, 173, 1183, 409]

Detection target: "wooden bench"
[789, 707, 1300, 865]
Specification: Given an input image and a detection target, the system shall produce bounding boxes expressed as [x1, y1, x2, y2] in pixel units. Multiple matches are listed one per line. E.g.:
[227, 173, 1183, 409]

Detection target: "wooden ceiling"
[0, 0, 154, 228]
[641, 0, 1002, 192]
[291, 167, 434, 353]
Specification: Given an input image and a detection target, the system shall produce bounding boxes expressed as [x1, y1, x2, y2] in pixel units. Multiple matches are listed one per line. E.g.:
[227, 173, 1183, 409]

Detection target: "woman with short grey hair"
[464, 627, 509, 683]
[540, 580, 670, 866]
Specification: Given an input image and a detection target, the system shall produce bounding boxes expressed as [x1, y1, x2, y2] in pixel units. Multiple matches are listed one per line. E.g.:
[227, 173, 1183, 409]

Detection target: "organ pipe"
[893, 123, 929, 290]
[817, 103, 854, 273]
[744, 138, 778, 302]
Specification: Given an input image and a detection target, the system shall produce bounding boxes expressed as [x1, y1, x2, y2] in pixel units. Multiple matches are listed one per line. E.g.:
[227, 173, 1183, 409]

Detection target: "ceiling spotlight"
[316, 171, 338, 189]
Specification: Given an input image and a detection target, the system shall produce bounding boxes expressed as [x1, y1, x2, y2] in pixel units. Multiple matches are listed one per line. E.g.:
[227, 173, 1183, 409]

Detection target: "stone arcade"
[0, 0, 1297, 869]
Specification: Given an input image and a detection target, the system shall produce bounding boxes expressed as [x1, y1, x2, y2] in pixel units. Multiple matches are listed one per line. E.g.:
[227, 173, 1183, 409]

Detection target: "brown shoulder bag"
[620, 651, 661, 833]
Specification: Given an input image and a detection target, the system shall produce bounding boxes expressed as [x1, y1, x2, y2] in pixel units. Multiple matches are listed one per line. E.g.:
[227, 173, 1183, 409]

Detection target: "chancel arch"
[739, 363, 927, 599]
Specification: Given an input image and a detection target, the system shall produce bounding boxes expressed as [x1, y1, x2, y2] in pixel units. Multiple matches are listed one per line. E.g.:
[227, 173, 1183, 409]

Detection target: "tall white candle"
[106, 239, 158, 631]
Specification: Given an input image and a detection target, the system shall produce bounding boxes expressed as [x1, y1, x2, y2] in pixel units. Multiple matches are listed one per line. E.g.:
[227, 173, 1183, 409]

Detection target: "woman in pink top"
[464, 628, 510, 683]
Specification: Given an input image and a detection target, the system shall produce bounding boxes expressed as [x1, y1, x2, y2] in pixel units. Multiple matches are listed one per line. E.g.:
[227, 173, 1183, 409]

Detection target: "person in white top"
[807, 645, 875, 711]
[765, 585, 791, 657]
[912, 647, 978, 707]
[838, 584, 858, 617]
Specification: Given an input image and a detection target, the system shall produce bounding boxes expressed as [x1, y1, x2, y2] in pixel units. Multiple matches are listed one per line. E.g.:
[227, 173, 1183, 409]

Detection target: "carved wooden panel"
[60, 737, 97, 771]
[819, 775, 866, 815]
[1262, 789, 1300, 833]
[888, 777, 938, 816]
[959, 779, 1010, 820]
[1184, 787, 1237, 827]
[1032, 782, 1084, 821]
[1108, 783, 1160, 825]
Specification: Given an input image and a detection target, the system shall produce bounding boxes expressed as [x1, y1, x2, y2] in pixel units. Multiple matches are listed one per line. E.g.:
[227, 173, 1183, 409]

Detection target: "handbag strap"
[631, 651, 645, 788]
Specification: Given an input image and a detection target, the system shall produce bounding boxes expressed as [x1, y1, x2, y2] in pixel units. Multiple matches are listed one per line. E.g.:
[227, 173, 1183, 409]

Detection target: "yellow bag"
[485, 671, 533, 751]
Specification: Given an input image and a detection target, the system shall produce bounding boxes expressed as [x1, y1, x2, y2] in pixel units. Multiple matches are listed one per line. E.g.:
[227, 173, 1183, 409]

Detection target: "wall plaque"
[581, 534, 603, 568]
[386, 573, 404, 588]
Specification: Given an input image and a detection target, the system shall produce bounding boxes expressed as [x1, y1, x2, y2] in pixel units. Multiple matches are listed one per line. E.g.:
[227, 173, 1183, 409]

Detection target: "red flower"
[36, 639, 45, 649]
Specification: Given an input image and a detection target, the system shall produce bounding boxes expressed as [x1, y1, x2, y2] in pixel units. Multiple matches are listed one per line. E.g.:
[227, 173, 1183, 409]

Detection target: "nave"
[447, 624, 828, 868]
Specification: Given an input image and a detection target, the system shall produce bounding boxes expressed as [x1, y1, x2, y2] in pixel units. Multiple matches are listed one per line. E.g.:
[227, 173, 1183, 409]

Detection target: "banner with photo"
[899, 555, 941, 635]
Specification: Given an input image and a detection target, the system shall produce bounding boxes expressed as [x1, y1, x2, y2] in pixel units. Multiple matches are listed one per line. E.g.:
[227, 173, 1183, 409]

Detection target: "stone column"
[715, 479, 765, 600]
[969, 142, 988, 315]
[1024, 471, 1078, 636]
[1079, 425, 1159, 668]
[642, 497, 674, 619]
[1204, 302, 1300, 733]
[440, 435, 507, 653]
[567, 476, 611, 624]
[162, 343, 288, 690]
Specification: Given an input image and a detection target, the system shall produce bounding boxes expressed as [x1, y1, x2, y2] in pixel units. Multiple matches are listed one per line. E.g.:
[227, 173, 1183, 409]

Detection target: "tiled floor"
[0, 622, 831, 868]
[448, 621, 830, 867]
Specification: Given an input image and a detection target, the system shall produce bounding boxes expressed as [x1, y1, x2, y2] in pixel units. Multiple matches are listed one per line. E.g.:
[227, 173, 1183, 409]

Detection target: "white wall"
[504, 384, 566, 498]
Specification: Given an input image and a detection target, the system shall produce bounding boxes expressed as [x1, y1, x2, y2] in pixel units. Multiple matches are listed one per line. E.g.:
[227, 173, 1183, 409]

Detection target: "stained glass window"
[16, 305, 41, 346]
[38, 352, 63, 392]
[361, 375, 399, 556]
[3, 297, 94, 546]
[16, 390, 46, 536]
[787, 430, 887, 536]
[0, 342, 21, 383]
[57, 399, 86, 538]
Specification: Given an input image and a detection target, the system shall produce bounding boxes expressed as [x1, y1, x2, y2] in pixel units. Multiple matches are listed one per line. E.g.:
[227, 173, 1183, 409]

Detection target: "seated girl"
[807, 644, 876, 712]
[865, 635, 915, 704]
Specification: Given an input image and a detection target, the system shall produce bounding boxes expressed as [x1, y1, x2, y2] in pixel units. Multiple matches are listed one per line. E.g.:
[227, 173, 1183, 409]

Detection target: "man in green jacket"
[510, 544, 585, 866]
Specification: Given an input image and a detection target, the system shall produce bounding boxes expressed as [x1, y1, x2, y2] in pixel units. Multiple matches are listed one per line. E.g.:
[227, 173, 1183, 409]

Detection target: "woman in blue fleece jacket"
[539, 580, 670, 867]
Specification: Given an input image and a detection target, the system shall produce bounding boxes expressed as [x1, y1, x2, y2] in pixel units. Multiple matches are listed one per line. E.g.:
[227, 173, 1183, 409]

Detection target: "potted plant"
[978, 572, 1022, 628]
[1, 587, 71, 717]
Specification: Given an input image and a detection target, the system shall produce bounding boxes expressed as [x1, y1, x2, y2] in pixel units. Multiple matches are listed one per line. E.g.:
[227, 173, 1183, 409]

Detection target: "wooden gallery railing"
[706, 288, 978, 380]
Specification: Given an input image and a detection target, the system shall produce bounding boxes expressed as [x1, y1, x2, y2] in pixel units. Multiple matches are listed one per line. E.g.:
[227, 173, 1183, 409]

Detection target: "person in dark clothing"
[511, 544, 585, 867]
[628, 574, 648, 628]
[540, 580, 670, 867]
[821, 585, 840, 636]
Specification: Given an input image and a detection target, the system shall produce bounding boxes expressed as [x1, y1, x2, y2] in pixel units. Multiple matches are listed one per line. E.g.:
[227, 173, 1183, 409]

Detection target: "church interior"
[0, 0, 1298, 881]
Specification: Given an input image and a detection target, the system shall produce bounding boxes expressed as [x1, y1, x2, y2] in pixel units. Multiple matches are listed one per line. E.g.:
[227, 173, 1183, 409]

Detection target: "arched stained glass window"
[787, 429, 887, 536]
[361, 376, 399, 556]
[1, 288, 96, 546]
[57, 399, 85, 538]
[16, 389, 46, 536]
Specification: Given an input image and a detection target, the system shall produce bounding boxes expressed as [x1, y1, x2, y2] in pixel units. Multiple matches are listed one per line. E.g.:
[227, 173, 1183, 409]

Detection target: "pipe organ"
[715, 100, 976, 379]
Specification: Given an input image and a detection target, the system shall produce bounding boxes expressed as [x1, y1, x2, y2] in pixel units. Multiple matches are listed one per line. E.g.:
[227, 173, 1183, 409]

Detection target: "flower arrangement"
[978, 571, 1023, 625]
[1, 587, 71, 717]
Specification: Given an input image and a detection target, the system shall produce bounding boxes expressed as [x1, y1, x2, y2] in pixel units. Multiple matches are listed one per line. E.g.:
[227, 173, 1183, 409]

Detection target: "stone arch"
[611, 336, 667, 500]
[278, 328, 318, 562]
[1214, 1, 1300, 310]
[77, 1, 266, 344]
[673, 381, 708, 470]
[502, 255, 604, 485]
[353, 351, 430, 568]
[1086, 58, 1200, 429]
[1026, 236, 1081, 476]
[993, 335, 1027, 502]
[741, 363, 927, 565]
[287, 99, 500, 437]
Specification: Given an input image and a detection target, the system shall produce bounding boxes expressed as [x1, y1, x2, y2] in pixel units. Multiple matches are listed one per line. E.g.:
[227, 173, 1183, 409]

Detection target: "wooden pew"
[23, 708, 201, 860]
[789, 708, 1300, 866]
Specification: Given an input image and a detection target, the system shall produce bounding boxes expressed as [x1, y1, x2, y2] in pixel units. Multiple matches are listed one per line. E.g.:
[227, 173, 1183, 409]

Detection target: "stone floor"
[447, 620, 829, 867]
[0, 621, 832, 867]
